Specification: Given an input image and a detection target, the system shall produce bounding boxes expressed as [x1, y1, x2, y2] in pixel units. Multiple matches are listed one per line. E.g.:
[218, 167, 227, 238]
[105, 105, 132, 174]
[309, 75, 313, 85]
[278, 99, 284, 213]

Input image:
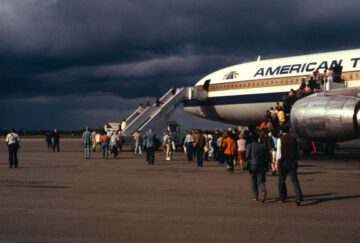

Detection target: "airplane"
[183, 49, 360, 149]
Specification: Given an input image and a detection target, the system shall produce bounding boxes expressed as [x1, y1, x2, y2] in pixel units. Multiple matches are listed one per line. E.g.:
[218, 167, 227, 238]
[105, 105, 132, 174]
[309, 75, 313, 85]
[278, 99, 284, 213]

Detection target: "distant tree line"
[0, 128, 104, 137]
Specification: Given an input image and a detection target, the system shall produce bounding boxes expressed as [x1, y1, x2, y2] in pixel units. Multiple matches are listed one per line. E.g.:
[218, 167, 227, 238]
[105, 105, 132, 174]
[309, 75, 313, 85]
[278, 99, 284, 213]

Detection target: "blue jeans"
[84, 143, 91, 159]
[101, 142, 109, 159]
[134, 141, 142, 155]
[249, 165, 266, 199]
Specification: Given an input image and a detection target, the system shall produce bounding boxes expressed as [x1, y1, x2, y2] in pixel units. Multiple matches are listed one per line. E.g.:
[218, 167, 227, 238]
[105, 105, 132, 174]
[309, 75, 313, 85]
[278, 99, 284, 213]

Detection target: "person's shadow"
[301, 193, 360, 206]
[268, 192, 360, 206]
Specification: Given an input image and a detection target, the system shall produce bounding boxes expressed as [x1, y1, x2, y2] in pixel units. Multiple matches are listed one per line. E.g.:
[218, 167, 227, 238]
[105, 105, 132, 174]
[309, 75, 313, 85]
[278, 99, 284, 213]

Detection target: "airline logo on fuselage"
[254, 58, 360, 77]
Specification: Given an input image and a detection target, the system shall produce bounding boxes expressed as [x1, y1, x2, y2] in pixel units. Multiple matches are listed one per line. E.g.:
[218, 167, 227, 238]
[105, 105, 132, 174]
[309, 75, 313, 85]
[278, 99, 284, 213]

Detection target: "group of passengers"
[82, 128, 125, 160]
[181, 125, 302, 205]
[183, 128, 252, 172]
[283, 65, 344, 111]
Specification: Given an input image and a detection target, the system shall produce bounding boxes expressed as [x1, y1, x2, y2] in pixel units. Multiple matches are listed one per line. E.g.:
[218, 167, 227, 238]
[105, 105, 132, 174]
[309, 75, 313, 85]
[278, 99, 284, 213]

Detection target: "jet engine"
[290, 95, 360, 142]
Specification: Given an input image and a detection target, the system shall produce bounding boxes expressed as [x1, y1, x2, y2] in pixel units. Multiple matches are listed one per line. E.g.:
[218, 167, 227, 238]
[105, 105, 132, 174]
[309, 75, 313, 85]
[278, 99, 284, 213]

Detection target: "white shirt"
[6, 133, 20, 145]
[184, 134, 193, 143]
[276, 138, 282, 161]
[110, 134, 118, 147]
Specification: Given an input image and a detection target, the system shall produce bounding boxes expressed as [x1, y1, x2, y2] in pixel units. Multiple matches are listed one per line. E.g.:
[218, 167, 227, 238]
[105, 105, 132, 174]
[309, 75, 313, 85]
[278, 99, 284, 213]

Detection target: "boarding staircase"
[117, 87, 191, 137]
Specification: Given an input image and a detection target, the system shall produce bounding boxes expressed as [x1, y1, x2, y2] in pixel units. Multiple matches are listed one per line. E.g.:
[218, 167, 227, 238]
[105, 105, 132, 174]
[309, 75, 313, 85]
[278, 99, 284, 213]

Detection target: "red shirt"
[101, 135, 108, 143]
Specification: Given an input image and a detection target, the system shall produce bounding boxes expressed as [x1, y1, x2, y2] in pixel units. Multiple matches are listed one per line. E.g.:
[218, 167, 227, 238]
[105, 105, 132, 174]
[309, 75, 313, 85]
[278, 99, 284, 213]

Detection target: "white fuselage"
[184, 49, 360, 125]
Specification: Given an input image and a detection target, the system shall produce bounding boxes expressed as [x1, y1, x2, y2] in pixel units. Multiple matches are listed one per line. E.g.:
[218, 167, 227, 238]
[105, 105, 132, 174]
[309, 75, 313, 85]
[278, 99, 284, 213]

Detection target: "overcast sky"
[1, 0, 359, 130]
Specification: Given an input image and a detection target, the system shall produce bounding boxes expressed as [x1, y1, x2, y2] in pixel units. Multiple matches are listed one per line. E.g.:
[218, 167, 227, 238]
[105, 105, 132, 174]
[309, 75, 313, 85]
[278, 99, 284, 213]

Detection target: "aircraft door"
[203, 79, 211, 92]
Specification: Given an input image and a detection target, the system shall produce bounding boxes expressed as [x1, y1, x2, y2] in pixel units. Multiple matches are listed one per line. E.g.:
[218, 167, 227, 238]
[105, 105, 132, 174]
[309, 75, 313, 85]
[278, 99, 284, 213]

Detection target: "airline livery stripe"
[195, 71, 360, 92]
[183, 92, 284, 107]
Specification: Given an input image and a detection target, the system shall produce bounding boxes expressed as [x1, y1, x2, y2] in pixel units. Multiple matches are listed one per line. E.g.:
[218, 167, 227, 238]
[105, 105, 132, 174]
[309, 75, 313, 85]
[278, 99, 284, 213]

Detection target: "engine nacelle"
[290, 95, 360, 142]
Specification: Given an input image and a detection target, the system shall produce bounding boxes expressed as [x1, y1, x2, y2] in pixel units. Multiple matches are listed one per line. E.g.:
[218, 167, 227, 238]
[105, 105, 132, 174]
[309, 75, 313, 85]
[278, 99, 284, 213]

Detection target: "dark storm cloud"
[0, 0, 359, 129]
[1, 0, 360, 98]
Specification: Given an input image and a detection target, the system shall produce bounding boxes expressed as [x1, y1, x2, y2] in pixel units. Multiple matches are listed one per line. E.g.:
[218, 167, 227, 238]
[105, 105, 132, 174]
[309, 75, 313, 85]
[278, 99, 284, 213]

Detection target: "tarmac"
[0, 138, 359, 243]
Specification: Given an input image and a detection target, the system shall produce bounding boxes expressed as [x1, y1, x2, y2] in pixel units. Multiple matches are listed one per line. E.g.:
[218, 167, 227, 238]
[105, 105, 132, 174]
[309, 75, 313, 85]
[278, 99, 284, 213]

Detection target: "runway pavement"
[0, 138, 359, 243]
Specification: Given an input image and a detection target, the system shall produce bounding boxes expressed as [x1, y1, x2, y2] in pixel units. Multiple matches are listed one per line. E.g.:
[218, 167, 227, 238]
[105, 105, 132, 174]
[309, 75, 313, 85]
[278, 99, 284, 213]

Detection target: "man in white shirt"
[5, 128, 20, 168]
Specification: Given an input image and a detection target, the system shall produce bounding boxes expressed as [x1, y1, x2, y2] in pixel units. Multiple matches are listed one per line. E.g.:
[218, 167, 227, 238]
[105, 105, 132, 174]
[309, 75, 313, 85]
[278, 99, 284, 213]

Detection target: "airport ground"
[0, 138, 359, 243]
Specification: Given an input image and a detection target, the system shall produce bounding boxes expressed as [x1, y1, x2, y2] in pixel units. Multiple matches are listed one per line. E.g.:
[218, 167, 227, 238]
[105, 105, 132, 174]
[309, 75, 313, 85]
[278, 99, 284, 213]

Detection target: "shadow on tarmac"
[302, 194, 360, 206]
[298, 171, 325, 175]
[268, 193, 360, 206]
[308, 154, 360, 161]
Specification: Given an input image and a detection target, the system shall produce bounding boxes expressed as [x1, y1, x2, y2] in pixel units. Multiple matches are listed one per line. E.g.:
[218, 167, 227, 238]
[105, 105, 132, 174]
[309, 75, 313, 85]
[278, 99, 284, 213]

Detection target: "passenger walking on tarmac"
[222, 131, 236, 173]
[117, 131, 125, 152]
[212, 129, 220, 160]
[269, 131, 278, 176]
[208, 133, 214, 159]
[203, 131, 210, 161]
[245, 132, 269, 202]
[91, 130, 96, 152]
[109, 132, 119, 158]
[184, 130, 193, 161]
[144, 128, 156, 165]
[52, 129, 60, 152]
[45, 131, 53, 149]
[5, 128, 20, 168]
[163, 130, 173, 160]
[82, 127, 92, 159]
[192, 130, 205, 167]
[95, 132, 101, 152]
[133, 130, 142, 156]
[100, 131, 109, 159]
[276, 126, 303, 206]
[237, 133, 247, 171]
[216, 132, 224, 164]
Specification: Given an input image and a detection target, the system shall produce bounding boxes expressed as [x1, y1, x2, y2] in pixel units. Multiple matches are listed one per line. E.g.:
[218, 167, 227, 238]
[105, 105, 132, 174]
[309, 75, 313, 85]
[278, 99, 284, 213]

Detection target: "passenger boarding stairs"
[121, 87, 191, 137]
